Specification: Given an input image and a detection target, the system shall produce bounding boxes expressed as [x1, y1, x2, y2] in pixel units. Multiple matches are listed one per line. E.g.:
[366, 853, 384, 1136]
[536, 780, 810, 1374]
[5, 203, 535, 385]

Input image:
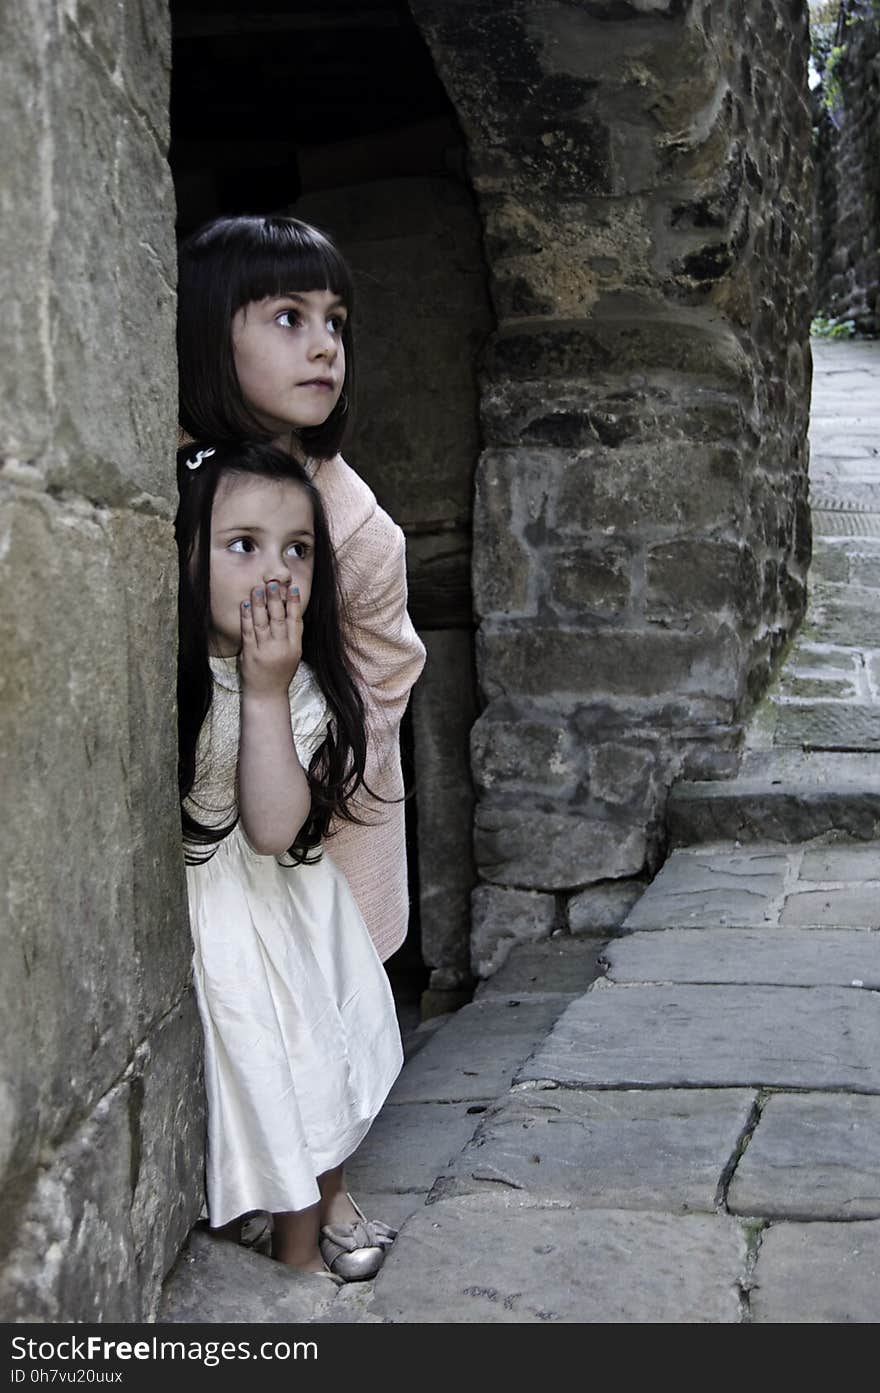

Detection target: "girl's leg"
[317, 1163, 362, 1226]
[271, 1199, 325, 1272]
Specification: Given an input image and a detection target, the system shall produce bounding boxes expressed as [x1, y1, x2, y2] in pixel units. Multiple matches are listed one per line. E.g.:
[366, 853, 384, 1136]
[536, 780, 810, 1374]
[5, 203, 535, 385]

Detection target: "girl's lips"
[298, 379, 334, 389]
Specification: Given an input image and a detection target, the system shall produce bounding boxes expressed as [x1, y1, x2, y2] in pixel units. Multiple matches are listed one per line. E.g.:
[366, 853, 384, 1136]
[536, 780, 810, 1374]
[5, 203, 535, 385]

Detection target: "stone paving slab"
[781, 886, 880, 926]
[750, 1220, 880, 1322]
[346, 1101, 482, 1193]
[349, 1192, 432, 1234]
[370, 1194, 747, 1322]
[729, 1093, 880, 1221]
[386, 996, 571, 1104]
[801, 844, 880, 878]
[771, 702, 880, 749]
[159, 1229, 338, 1324]
[604, 928, 880, 988]
[668, 778, 880, 845]
[520, 982, 880, 1093]
[431, 1086, 755, 1214]
[623, 847, 787, 929]
[474, 936, 606, 999]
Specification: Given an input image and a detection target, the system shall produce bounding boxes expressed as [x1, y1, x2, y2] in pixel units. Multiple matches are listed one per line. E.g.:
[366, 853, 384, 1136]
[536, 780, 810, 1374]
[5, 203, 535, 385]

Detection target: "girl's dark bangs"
[235, 225, 353, 310]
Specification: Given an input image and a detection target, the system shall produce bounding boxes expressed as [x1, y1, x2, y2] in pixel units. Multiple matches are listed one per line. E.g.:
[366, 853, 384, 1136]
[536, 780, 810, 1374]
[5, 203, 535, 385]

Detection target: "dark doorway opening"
[170, 2, 490, 1020]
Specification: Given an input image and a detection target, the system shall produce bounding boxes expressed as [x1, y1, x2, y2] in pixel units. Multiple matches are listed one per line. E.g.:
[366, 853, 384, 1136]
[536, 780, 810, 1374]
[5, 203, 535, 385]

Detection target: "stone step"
[667, 751, 880, 845]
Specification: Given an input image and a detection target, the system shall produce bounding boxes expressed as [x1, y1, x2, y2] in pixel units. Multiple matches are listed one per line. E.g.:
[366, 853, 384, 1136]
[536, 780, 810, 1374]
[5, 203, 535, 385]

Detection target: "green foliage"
[811, 313, 857, 337]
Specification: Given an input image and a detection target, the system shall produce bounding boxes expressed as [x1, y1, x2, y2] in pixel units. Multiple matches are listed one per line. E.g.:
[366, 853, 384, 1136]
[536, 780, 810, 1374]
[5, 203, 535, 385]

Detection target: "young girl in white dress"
[176, 438, 403, 1280]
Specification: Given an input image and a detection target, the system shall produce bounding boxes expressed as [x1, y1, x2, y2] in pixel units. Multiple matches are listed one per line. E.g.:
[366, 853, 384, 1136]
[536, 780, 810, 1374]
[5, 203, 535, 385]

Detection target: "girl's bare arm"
[237, 583, 310, 854]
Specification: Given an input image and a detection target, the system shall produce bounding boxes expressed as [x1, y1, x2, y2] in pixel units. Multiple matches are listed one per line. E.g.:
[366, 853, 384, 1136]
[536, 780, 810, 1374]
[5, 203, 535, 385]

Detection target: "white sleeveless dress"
[184, 656, 403, 1227]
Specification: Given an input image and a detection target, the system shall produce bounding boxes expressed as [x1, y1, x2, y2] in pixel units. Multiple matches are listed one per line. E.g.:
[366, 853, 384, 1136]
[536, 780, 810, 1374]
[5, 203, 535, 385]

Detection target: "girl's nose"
[264, 559, 292, 587]
[310, 324, 337, 360]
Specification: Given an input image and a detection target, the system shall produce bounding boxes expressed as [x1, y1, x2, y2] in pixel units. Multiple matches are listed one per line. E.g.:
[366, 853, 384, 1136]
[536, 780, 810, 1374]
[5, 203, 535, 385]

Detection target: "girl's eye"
[228, 538, 255, 554]
[276, 310, 300, 329]
[327, 314, 346, 334]
[286, 542, 310, 560]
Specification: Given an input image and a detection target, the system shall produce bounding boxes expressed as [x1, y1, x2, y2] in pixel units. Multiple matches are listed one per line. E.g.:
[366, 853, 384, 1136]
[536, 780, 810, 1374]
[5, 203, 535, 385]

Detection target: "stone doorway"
[170, 1, 494, 1014]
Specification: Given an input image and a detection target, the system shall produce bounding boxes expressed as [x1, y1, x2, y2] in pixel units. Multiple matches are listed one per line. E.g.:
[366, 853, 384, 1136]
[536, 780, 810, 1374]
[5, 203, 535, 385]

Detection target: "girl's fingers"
[250, 585, 270, 639]
[240, 598, 255, 645]
[266, 581, 287, 630]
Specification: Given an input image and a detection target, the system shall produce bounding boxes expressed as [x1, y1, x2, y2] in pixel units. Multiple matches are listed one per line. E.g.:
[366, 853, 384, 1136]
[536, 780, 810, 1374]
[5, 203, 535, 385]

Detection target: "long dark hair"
[177, 214, 355, 460]
[176, 439, 368, 864]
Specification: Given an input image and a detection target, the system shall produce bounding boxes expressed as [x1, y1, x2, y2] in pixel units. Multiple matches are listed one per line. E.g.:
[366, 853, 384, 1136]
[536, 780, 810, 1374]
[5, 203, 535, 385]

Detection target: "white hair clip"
[186, 447, 216, 470]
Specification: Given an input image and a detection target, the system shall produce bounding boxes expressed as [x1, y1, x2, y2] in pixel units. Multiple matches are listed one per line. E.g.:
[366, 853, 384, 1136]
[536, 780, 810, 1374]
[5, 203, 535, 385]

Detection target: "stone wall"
[409, 0, 815, 975]
[813, 2, 880, 332]
[0, 1, 202, 1320]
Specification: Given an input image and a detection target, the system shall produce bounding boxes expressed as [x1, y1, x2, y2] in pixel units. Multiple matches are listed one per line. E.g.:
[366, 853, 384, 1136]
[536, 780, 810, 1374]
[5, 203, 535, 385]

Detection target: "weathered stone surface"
[0, 0, 52, 458]
[159, 1229, 338, 1324]
[750, 1221, 880, 1323]
[132, 1000, 206, 1319]
[800, 845, 880, 880]
[667, 766, 880, 845]
[346, 1102, 480, 1195]
[567, 878, 646, 933]
[471, 703, 581, 799]
[520, 983, 880, 1093]
[0, 1079, 141, 1322]
[475, 937, 605, 999]
[388, 998, 572, 1104]
[411, 630, 478, 979]
[605, 928, 880, 989]
[729, 1093, 880, 1221]
[781, 886, 880, 928]
[478, 624, 745, 702]
[371, 1194, 747, 1323]
[475, 801, 646, 890]
[470, 885, 558, 978]
[46, 27, 177, 505]
[0, 492, 187, 1187]
[646, 540, 762, 627]
[622, 847, 787, 929]
[433, 1087, 755, 1214]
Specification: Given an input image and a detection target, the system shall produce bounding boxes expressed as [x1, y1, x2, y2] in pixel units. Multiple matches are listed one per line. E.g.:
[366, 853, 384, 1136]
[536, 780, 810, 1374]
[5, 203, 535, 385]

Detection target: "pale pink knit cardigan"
[308, 453, 426, 962]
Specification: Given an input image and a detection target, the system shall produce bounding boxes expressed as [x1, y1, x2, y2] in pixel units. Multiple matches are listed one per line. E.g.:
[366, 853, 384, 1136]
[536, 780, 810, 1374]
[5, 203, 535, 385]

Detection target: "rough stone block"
[0, 492, 187, 1183]
[567, 878, 646, 933]
[388, 997, 572, 1104]
[131, 1000, 206, 1318]
[646, 540, 762, 626]
[371, 1194, 747, 1322]
[477, 623, 744, 702]
[546, 544, 633, 617]
[0, 2, 52, 457]
[434, 1086, 755, 1213]
[412, 631, 478, 976]
[590, 742, 656, 808]
[605, 927, 880, 989]
[475, 937, 605, 999]
[555, 443, 748, 534]
[470, 884, 558, 978]
[45, 34, 177, 505]
[475, 800, 646, 890]
[729, 1093, 880, 1220]
[520, 983, 880, 1092]
[0, 1080, 140, 1321]
[622, 847, 787, 929]
[160, 1229, 338, 1324]
[471, 704, 580, 799]
[800, 845, 880, 881]
[346, 1102, 481, 1195]
[750, 1221, 880, 1323]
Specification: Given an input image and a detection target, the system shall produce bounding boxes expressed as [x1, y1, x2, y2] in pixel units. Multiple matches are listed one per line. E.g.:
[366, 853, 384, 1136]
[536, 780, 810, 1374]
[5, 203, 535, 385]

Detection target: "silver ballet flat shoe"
[318, 1194, 397, 1282]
